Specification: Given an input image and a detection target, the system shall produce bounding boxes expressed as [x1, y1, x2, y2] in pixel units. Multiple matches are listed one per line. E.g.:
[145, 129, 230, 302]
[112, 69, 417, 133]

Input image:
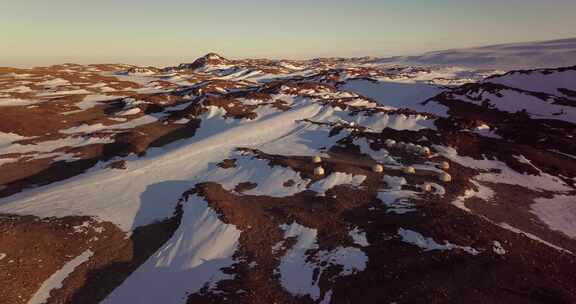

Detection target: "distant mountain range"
[376, 37, 576, 69]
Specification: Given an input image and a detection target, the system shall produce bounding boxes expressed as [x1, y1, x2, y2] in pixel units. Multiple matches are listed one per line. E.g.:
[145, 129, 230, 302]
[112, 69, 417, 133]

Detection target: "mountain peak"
[175, 53, 230, 71]
[203, 52, 226, 61]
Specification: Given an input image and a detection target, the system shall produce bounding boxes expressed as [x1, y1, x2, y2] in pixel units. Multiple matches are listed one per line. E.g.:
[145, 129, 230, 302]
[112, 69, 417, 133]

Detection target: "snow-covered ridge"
[377, 37, 576, 70]
[484, 66, 576, 97]
[104, 195, 241, 304]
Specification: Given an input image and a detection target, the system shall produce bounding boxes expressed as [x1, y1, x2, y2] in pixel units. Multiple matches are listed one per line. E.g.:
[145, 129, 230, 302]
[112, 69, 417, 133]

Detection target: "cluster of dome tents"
[310, 139, 452, 193]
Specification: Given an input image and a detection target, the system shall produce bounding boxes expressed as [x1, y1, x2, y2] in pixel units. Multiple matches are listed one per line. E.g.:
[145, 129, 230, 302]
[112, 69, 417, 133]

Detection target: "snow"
[107, 73, 153, 86]
[352, 137, 398, 165]
[53, 153, 80, 162]
[376, 175, 419, 214]
[497, 222, 572, 254]
[63, 94, 120, 114]
[172, 118, 190, 124]
[412, 163, 447, 175]
[309, 172, 366, 196]
[342, 79, 447, 115]
[398, 228, 479, 255]
[486, 69, 576, 96]
[452, 182, 494, 213]
[426, 182, 446, 196]
[0, 85, 33, 93]
[60, 115, 158, 134]
[1, 135, 114, 155]
[38, 78, 70, 87]
[320, 290, 333, 304]
[474, 123, 502, 139]
[434, 145, 572, 193]
[0, 97, 40, 106]
[203, 153, 310, 198]
[128, 70, 156, 76]
[278, 222, 320, 299]
[0, 132, 28, 150]
[456, 87, 576, 123]
[0, 98, 323, 231]
[278, 61, 303, 71]
[104, 195, 241, 304]
[378, 189, 417, 214]
[382, 175, 406, 190]
[87, 82, 109, 88]
[349, 227, 370, 247]
[122, 97, 148, 107]
[261, 107, 351, 157]
[335, 110, 436, 132]
[513, 155, 543, 173]
[452, 189, 476, 212]
[317, 246, 367, 275]
[278, 222, 367, 300]
[118, 107, 142, 116]
[73, 221, 104, 234]
[4, 73, 32, 79]
[37, 89, 91, 96]
[28, 250, 93, 304]
[381, 37, 576, 69]
[531, 195, 576, 239]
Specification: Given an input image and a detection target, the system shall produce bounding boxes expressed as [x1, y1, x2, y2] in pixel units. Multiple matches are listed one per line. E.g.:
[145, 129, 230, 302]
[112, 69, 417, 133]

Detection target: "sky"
[1, 0, 575, 67]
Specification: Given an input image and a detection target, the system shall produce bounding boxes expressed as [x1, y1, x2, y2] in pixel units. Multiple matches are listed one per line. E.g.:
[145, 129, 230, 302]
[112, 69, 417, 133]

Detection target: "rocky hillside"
[0, 53, 575, 304]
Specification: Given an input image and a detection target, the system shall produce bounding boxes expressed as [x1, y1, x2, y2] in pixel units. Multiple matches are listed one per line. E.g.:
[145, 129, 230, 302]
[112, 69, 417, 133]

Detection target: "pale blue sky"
[1, 0, 575, 66]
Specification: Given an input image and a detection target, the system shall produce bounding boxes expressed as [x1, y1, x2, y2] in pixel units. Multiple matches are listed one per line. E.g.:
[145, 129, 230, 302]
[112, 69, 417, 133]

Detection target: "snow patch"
[378, 175, 417, 214]
[0, 98, 40, 106]
[398, 228, 479, 255]
[349, 227, 370, 247]
[278, 222, 367, 300]
[531, 195, 576, 239]
[38, 78, 70, 87]
[278, 222, 320, 299]
[29, 250, 93, 304]
[498, 222, 572, 254]
[309, 172, 366, 196]
[434, 145, 572, 193]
